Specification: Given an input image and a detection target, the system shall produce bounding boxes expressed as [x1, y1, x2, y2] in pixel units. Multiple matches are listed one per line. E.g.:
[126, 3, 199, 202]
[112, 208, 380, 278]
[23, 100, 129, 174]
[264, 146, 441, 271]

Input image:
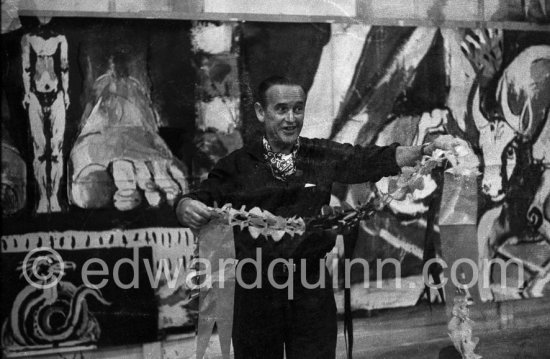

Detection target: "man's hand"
[426, 134, 471, 156]
[396, 134, 472, 167]
[176, 198, 212, 230]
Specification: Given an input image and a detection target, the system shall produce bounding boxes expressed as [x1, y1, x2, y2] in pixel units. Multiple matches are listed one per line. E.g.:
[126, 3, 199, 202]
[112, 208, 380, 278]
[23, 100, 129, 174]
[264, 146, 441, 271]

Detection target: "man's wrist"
[421, 142, 433, 156]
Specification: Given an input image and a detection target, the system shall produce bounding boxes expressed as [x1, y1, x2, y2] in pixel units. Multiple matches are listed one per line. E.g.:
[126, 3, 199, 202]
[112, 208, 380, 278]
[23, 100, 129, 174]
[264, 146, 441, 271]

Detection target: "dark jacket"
[186, 136, 401, 262]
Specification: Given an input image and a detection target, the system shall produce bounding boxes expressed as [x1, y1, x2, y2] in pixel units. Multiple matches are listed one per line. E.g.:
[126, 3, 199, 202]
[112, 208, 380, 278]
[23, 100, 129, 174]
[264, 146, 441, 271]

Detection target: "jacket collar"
[245, 136, 303, 161]
[244, 136, 265, 161]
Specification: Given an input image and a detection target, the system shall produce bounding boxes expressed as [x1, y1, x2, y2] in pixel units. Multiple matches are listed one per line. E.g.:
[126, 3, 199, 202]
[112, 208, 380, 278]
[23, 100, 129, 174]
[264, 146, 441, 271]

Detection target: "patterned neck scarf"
[262, 137, 300, 181]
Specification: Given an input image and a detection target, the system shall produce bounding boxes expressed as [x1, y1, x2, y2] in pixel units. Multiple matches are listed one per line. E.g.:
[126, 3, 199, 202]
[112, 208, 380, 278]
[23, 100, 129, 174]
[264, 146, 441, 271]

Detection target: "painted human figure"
[21, 25, 69, 213]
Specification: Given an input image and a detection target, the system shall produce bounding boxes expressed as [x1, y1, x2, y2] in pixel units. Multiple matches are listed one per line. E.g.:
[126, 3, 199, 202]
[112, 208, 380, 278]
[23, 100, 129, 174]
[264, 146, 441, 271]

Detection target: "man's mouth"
[281, 125, 297, 134]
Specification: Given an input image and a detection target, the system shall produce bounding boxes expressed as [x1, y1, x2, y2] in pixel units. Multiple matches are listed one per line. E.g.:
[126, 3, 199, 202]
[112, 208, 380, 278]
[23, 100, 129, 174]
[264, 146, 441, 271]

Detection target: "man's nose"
[286, 111, 295, 123]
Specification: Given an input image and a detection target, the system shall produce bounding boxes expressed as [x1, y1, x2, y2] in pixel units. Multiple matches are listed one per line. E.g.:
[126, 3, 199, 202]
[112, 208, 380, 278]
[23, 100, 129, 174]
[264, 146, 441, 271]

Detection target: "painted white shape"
[158, 304, 193, 331]
[204, 0, 356, 16]
[19, 0, 110, 12]
[198, 97, 239, 134]
[476, 119, 516, 201]
[70, 73, 190, 211]
[533, 116, 550, 164]
[303, 24, 370, 139]
[440, 29, 475, 133]
[22, 32, 69, 213]
[301, 37, 334, 138]
[332, 113, 367, 144]
[497, 45, 550, 137]
[368, 0, 480, 21]
[112, 159, 141, 211]
[474, 46, 550, 202]
[115, 0, 172, 12]
[413, 109, 449, 146]
[477, 205, 503, 302]
[376, 27, 437, 89]
[529, 107, 550, 241]
[483, 0, 505, 20]
[334, 275, 425, 312]
[1, 228, 195, 252]
[149, 160, 180, 204]
[378, 228, 424, 260]
[1, 0, 22, 34]
[191, 23, 233, 54]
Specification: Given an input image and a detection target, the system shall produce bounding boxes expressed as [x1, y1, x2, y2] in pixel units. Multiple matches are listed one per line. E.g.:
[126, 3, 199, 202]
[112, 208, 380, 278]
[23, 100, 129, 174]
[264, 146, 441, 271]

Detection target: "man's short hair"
[256, 76, 302, 107]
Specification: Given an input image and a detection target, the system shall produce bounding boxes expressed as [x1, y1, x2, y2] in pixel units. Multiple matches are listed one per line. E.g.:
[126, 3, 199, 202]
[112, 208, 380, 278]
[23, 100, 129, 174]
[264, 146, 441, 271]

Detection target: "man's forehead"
[265, 84, 305, 104]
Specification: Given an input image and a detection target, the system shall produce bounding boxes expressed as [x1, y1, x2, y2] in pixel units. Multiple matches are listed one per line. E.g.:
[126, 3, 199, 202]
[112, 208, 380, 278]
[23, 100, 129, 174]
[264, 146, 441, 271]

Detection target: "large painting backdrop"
[299, 25, 550, 309]
[1, 15, 549, 356]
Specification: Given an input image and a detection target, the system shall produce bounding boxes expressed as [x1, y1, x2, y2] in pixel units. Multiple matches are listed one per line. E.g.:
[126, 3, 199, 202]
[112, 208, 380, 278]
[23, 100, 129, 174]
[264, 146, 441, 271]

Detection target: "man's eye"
[275, 106, 288, 114]
[294, 106, 304, 114]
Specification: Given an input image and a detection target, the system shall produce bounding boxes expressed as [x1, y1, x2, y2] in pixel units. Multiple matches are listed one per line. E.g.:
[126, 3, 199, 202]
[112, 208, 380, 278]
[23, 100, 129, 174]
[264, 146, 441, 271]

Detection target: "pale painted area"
[368, 0, 481, 21]
[303, 24, 370, 140]
[158, 304, 194, 331]
[483, 0, 509, 19]
[441, 28, 475, 133]
[205, 0, 356, 16]
[332, 113, 367, 143]
[22, 31, 69, 213]
[19, 0, 111, 12]
[198, 98, 240, 133]
[191, 23, 233, 54]
[1, 227, 194, 253]
[334, 275, 425, 311]
[69, 74, 189, 211]
[376, 27, 437, 92]
[114, 0, 172, 12]
[497, 45, 550, 135]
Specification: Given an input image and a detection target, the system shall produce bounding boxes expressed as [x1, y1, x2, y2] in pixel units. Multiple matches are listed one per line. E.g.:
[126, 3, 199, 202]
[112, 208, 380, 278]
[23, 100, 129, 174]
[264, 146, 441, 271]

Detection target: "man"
[176, 76, 468, 358]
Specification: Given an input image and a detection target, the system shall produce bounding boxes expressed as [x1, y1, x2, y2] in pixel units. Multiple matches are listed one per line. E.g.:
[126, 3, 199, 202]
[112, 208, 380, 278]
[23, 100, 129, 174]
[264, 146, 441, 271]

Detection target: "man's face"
[255, 84, 306, 154]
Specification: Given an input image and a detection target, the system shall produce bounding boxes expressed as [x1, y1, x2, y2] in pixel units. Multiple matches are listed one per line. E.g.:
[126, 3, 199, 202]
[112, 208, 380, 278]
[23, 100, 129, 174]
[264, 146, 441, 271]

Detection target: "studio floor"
[339, 310, 550, 358]
[188, 298, 550, 358]
[359, 326, 550, 359]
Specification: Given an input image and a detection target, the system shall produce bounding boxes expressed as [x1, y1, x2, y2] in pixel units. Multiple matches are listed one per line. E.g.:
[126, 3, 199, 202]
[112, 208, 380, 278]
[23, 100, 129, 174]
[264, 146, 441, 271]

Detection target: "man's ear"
[254, 102, 265, 123]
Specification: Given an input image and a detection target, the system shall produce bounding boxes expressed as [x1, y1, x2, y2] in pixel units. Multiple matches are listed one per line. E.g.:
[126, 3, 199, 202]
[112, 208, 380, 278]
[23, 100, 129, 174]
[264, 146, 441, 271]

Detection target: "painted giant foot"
[69, 72, 188, 210]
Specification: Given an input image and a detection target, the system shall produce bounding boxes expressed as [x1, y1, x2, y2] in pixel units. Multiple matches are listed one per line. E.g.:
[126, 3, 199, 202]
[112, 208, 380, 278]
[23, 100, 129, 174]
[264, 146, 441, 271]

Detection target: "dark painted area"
[0, 247, 158, 347]
[329, 26, 416, 141]
[393, 31, 447, 116]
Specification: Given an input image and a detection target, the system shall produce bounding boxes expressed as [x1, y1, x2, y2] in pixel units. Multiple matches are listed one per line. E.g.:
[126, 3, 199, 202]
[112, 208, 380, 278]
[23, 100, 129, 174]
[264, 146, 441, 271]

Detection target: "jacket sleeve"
[178, 152, 237, 207]
[303, 138, 402, 184]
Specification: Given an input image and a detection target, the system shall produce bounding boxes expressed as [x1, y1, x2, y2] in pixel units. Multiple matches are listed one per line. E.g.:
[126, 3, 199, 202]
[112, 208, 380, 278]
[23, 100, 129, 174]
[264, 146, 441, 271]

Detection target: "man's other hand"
[176, 198, 212, 230]
[396, 134, 473, 167]
[428, 134, 471, 156]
